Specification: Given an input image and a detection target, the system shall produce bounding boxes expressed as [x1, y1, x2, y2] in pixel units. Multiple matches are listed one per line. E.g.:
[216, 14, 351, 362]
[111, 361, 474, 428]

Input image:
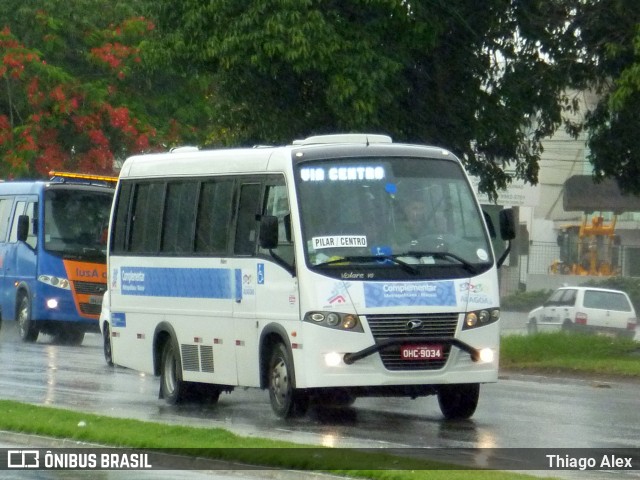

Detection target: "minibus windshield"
[295, 157, 493, 276]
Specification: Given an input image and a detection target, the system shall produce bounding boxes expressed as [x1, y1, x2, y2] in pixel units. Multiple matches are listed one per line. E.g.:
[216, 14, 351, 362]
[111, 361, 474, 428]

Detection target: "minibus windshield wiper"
[313, 255, 419, 275]
[395, 251, 480, 274]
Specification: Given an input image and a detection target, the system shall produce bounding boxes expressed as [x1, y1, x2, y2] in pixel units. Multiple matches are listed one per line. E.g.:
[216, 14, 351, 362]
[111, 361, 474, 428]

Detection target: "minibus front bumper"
[342, 337, 481, 365]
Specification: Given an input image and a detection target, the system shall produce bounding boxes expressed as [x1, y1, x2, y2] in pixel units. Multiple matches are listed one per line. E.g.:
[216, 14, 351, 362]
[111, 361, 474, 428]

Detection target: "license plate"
[400, 344, 443, 360]
[89, 295, 103, 305]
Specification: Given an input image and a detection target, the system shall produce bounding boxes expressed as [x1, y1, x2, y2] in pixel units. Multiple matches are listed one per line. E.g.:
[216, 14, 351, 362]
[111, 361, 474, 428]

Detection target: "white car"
[527, 286, 637, 338]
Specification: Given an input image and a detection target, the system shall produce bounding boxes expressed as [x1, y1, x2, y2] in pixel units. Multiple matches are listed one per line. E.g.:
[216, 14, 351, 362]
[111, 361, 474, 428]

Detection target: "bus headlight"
[303, 311, 364, 332]
[463, 308, 500, 330]
[38, 275, 71, 290]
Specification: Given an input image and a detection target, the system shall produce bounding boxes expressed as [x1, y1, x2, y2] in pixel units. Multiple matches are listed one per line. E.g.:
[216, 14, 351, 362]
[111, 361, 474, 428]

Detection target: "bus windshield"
[44, 188, 113, 259]
[296, 156, 492, 277]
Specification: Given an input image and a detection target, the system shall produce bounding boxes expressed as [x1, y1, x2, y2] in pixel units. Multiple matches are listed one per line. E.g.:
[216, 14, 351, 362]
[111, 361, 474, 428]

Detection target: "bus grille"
[366, 313, 459, 371]
[74, 281, 107, 317]
[74, 281, 107, 295]
[79, 303, 102, 315]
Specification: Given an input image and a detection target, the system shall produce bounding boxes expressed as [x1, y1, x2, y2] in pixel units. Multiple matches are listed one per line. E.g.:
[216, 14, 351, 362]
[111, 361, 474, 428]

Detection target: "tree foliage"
[2, 0, 640, 196]
[570, 0, 640, 195]
[0, 0, 207, 178]
[152, 0, 596, 198]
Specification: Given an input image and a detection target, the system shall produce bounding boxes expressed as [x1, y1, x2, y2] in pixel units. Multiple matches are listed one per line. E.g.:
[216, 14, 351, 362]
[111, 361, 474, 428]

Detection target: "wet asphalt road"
[0, 314, 639, 480]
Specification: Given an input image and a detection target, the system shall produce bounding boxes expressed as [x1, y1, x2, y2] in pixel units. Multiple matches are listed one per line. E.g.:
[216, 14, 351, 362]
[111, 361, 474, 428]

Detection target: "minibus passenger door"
[231, 182, 261, 386]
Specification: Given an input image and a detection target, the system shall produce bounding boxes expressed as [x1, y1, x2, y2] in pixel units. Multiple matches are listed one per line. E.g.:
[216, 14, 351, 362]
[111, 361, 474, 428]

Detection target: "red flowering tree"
[0, 12, 161, 178]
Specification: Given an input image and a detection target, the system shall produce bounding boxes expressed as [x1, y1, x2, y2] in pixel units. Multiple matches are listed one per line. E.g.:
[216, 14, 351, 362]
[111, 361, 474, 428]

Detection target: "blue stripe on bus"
[120, 267, 236, 299]
[363, 281, 457, 307]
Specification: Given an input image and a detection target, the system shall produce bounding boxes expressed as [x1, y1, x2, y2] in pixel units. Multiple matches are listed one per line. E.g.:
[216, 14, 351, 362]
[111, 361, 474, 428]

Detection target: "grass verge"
[0, 399, 547, 479]
[501, 332, 640, 377]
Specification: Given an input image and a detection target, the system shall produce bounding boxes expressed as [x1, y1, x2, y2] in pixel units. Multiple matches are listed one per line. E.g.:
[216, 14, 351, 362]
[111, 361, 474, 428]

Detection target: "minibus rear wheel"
[159, 336, 188, 404]
[17, 294, 39, 343]
[102, 323, 114, 366]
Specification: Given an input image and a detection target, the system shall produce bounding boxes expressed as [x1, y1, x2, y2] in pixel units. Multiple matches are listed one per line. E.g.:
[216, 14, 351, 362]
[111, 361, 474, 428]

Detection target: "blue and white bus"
[101, 134, 514, 419]
[0, 172, 115, 344]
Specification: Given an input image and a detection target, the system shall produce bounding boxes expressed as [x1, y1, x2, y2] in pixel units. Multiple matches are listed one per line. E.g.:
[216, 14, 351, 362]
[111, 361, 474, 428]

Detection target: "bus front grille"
[79, 303, 102, 316]
[74, 281, 107, 295]
[74, 281, 107, 318]
[366, 313, 459, 371]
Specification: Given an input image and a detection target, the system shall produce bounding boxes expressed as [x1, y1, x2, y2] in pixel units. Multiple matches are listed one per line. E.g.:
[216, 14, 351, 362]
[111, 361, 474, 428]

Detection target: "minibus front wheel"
[17, 293, 39, 343]
[268, 342, 309, 418]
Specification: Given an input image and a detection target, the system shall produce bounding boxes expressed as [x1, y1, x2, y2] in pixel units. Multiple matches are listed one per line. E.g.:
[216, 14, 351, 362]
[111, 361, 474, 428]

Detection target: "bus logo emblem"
[407, 320, 423, 330]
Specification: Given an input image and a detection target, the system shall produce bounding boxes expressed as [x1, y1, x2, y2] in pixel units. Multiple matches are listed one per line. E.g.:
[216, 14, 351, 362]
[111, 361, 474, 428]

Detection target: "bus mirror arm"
[496, 240, 511, 269]
[343, 337, 480, 365]
[260, 215, 296, 276]
[268, 248, 296, 277]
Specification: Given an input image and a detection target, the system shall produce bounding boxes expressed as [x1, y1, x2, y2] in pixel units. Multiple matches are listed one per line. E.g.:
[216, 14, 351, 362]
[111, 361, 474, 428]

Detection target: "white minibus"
[101, 134, 515, 419]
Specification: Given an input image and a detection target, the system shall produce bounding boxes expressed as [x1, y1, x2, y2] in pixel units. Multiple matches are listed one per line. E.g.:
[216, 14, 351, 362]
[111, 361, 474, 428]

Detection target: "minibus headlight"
[463, 308, 500, 330]
[341, 314, 358, 330]
[38, 275, 71, 290]
[465, 312, 478, 328]
[326, 313, 340, 326]
[304, 311, 364, 332]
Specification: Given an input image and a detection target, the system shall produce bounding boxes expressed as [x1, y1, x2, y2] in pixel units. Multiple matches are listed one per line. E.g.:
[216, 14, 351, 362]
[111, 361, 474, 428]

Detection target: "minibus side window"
[195, 179, 234, 254]
[130, 182, 164, 253]
[161, 182, 197, 254]
[0, 198, 13, 242]
[234, 183, 261, 256]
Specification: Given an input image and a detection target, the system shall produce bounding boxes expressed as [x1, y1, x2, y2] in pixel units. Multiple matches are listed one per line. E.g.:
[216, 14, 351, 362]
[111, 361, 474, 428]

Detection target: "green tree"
[152, 0, 588, 198]
[0, 0, 209, 177]
[569, 0, 640, 194]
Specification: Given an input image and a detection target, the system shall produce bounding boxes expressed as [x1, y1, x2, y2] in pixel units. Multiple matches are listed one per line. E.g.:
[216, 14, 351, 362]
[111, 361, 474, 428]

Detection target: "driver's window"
[25, 201, 38, 249]
[9, 201, 26, 243]
[259, 183, 294, 263]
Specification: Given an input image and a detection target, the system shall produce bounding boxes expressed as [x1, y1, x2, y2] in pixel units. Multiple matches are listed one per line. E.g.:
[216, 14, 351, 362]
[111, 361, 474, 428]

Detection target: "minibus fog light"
[479, 348, 494, 363]
[324, 352, 342, 367]
[46, 298, 59, 309]
[465, 312, 478, 328]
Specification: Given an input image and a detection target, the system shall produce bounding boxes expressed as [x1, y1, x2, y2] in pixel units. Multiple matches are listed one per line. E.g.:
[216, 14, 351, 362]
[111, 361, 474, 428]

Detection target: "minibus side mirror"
[259, 215, 279, 250]
[496, 208, 516, 268]
[499, 208, 516, 240]
[17, 215, 29, 242]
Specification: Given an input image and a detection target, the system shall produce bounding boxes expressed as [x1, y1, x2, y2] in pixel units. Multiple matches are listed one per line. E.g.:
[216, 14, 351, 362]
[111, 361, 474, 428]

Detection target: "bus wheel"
[17, 294, 39, 343]
[103, 323, 114, 366]
[160, 337, 187, 405]
[268, 343, 309, 418]
[437, 383, 480, 420]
